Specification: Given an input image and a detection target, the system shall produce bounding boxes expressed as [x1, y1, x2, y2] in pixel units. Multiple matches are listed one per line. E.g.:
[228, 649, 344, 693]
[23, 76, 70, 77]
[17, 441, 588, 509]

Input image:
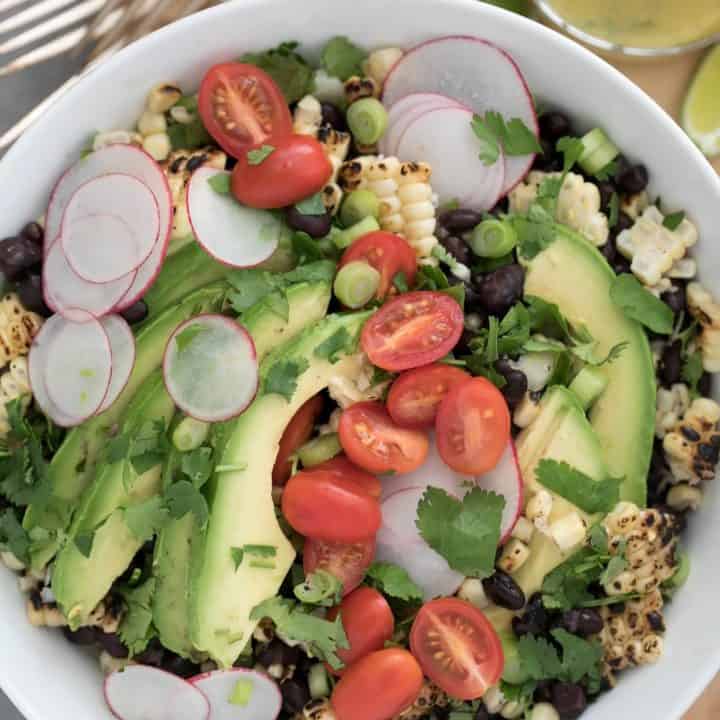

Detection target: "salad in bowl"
[0, 14, 719, 720]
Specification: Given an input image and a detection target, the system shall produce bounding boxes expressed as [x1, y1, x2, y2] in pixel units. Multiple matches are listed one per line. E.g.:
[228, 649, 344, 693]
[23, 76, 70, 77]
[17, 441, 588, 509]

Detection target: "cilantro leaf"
[263, 358, 309, 401]
[610, 274, 674, 334]
[471, 112, 541, 167]
[416, 487, 505, 577]
[365, 562, 423, 603]
[320, 36, 367, 81]
[393, 271, 409, 293]
[511, 216, 556, 259]
[470, 114, 501, 165]
[518, 630, 603, 686]
[599, 554, 627, 587]
[504, 118, 543, 155]
[181, 446, 214, 488]
[551, 629, 604, 683]
[251, 597, 350, 669]
[175, 324, 210, 353]
[241, 41, 314, 104]
[231, 547, 244, 570]
[0, 508, 31, 564]
[291, 231, 325, 264]
[314, 327, 353, 364]
[117, 578, 156, 656]
[682, 350, 704, 396]
[283, 260, 337, 285]
[207, 173, 231, 194]
[227, 270, 282, 313]
[556, 136, 585, 175]
[246, 145, 275, 165]
[536, 459, 620, 514]
[164, 480, 209, 527]
[663, 210, 685, 231]
[294, 192, 326, 216]
[519, 635, 564, 680]
[74, 532, 95, 558]
[123, 496, 170, 542]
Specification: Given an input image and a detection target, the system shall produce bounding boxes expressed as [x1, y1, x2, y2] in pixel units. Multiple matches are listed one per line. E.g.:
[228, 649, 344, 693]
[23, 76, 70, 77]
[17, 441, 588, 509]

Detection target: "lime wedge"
[682, 44, 720, 157]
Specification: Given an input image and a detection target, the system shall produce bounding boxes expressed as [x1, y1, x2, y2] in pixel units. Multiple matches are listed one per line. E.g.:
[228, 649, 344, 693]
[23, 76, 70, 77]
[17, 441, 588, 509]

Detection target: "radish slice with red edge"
[380, 92, 465, 157]
[97, 314, 136, 413]
[29, 312, 112, 426]
[396, 105, 505, 210]
[61, 173, 159, 283]
[187, 168, 283, 268]
[45, 144, 172, 259]
[104, 665, 209, 720]
[163, 314, 258, 422]
[43, 236, 135, 320]
[189, 669, 282, 720]
[383, 35, 538, 195]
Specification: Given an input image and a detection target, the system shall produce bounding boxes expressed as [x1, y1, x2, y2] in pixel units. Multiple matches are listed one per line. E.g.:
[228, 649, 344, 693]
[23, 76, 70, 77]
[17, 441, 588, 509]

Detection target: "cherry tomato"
[282, 469, 381, 542]
[435, 377, 510, 475]
[409, 598, 503, 701]
[331, 648, 424, 720]
[231, 134, 332, 209]
[338, 402, 429, 475]
[386, 364, 471, 429]
[361, 291, 464, 372]
[314, 456, 382, 498]
[303, 537, 376, 597]
[339, 232, 417, 299]
[272, 395, 324, 486]
[327, 587, 395, 673]
[198, 63, 292, 158]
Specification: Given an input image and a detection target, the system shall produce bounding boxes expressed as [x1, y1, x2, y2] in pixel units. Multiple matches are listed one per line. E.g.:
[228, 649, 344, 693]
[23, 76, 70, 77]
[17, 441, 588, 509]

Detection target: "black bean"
[21, 222, 44, 246]
[321, 103, 346, 131]
[225, 156, 238, 171]
[511, 592, 548, 637]
[597, 180, 616, 212]
[120, 299, 149, 325]
[661, 285, 686, 316]
[539, 111, 572, 141]
[482, 571, 525, 610]
[439, 235, 472, 266]
[0, 235, 42, 279]
[561, 608, 603, 637]
[532, 138, 563, 172]
[613, 211, 634, 235]
[616, 163, 649, 195]
[280, 678, 310, 714]
[62, 626, 98, 646]
[162, 653, 200, 678]
[699, 372, 713, 397]
[17, 273, 51, 317]
[658, 341, 682, 387]
[438, 208, 483, 233]
[284, 206, 332, 239]
[477, 264, 525, 316]
[256, 637, 301, 669]
[494, 360, 528, 409]
[134, 638, 165, 667]
[463, 282, 486, 314]
[599, 241, 616, 265]
[551, 682, 587, 719]
[456, 328, 479, 355]
[185, 154, 208, 173]
[473, 706, 492, 720]
[612, 254, 631, 276]
[96, 632, 129, 659]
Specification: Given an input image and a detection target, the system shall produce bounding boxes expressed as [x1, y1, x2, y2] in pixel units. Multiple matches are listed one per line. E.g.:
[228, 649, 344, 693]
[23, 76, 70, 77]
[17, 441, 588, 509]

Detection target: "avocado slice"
[190, 310, 372, 667]
[52, 371, 176, 627]
[24, 282, 229, 570]
[511, 387, 609, 597]
[152, 279, 333, 658]
[522, 224, 655, 505]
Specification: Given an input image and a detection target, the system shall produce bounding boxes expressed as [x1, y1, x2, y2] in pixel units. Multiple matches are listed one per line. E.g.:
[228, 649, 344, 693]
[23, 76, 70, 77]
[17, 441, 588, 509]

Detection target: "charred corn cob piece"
[395, 681, 449, 720]
[344, 75, 380, 106]
[363, 47, 404, 87]
[0, 293, 42, 369]
[686, 282, 720, 372]
[297, 698, 336, 720]
[0, 356, 31, 435]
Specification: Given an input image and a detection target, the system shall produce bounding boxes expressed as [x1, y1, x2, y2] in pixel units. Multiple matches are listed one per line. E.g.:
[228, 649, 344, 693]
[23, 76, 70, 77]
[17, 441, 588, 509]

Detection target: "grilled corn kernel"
[396, 681, 448, 720]
[0, 294, 42, 368]
[526, 490, 553, 530]
[457, 578, 490, 609]
[511, 516, 535, 544]
[687, 282, 720, 372]
[344, 75, 379, 105]
[142, 132, 171, 161]
[93, 129, 142, 151]
[363, 47, 403, 86]
[620, 190, 649, 220]
[666, 483, 703, 511]
[137, 110, 167, 137]
[146, 83, 182, 113]
[497, 538, 530, 573]
[0, 356, 32, 436]
[483, 686, 506, 714]
[501, 701, 525, 719]
[530, 703, 561, 720]
[293, 95, 323, 136]
[513, 392, 541, 428]
[301, 698, 337, 720]
[549, 512, 587, 551]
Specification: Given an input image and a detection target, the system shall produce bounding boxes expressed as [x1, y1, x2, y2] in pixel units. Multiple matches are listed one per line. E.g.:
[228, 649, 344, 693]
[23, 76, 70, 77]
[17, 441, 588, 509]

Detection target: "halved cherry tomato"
[339, 232, 417, 299]
[231, 134, 332, 209]
[410, 598, 503, 701]
[435, 377, 510, 475]
[198, 63, 292, 158]
[282, 469, 381, 542]
[338, 402, 429, 475]
[361, 291, 464, 372]
[331, 648, 424, 720]
[303, 537, 376, 597]
[314, 456, 382, 498]
[387, 364, 471, 429]
[327, 587, 394, 674]
[272, 395, 324, 486]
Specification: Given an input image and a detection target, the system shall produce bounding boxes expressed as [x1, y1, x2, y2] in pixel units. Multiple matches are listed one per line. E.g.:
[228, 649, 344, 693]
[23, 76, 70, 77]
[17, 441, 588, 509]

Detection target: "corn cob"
[686, 282, 720, 372]
[395, 681, 449, 720]
[0, 356, 31, 435]
[0, 293, 42, 369]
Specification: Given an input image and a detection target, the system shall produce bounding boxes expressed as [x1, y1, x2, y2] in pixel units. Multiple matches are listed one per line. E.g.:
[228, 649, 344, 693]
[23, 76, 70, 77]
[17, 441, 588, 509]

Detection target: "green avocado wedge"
[190, 310, 371, 667]
[152, 278, 333, 658]
[522, 225, 655, 505]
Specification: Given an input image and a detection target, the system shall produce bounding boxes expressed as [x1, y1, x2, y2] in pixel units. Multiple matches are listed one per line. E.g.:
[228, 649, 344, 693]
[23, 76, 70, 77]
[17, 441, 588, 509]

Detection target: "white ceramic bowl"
[1, 1, 719, 718]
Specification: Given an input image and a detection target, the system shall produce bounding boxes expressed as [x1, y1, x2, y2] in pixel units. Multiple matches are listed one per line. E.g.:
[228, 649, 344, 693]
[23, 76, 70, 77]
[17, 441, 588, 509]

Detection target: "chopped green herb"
[594, 159, 618, 181]
[663, 211, 685, 231]
[470, 112, 542, 166]
[207, 173, 231, 194]
[243, 544, 277, 558]
[511, 216, 556, 260]
[536, 460, 620, 514]
[263, 358, 310, 401]
[117, 578, 156, 656]
[393, 271, 409, 293]
[74, 532, 95, 558]
[295, 192, 326, 216]
[167, 117, 212, 151]
[180, 446, 214, 488]
[250, 559, 276, 569]
[314, 327, 353, 364]
[241, 41, 314, 104]
[320, 36, 367, 81]
[599, 554, 627, 587]
[231, 547, 244, 571]
[365, 562, 423, 603]
[175, 324, 210, 353]
[123, 496, 170, 543]
[247, 144, 275, 165]
[682, 350, 704, 397]
[608, 191, 620, 228]
[164, 480, 209, 527]
[610, 274, 674, 334]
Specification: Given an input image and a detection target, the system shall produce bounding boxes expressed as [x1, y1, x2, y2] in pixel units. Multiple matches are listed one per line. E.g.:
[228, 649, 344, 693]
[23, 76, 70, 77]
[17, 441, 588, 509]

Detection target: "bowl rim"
[1, 1, 720, 718]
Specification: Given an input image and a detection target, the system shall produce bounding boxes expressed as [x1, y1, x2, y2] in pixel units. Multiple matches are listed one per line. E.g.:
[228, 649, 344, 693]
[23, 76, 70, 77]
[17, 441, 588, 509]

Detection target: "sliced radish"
[163, 314, 258, 422]
[187, 167, 282, 268]
[29, 312, 112, 426]
[104, 666, 209, 720]
[396, 105, 505, 210]
[61, 173, 159, 283]
[190, 669, 282, 720]
[43, 236, 135, 320]
[383, 36, 538, 194]
[45, 144, 172, 258]
[380, 92, 465, 157]
[97, 314, 136, 413]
